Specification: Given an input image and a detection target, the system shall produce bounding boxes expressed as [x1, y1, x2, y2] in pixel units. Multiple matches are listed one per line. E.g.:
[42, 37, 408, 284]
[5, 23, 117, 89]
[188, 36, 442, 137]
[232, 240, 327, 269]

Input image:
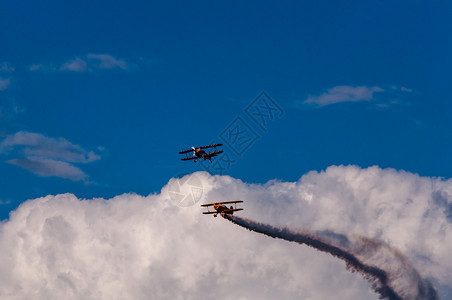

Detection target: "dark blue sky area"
[0, 1, 451, 219]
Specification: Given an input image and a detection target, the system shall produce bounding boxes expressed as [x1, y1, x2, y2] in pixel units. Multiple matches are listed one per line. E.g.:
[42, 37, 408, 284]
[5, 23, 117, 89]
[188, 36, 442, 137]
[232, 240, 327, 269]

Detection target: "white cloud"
[60, 58, 88, 72]
[301, 85, 414, 109]
[29, 64, 44, 71]
[0, 78, 11, 91]
[7, 158, 87, 181]
[29, 54, 130, 73]
[29, 64, 55, 72]
[87, 54, 129, 70]
[400, 87, 413, 93]
[0, 166, 450, 299]
[391, 86, 413, 93]
[0, 62, 15, 73]
[304, 86, 384, 106]
[0, 131, 100, 163]
[0, 131, 100, 181]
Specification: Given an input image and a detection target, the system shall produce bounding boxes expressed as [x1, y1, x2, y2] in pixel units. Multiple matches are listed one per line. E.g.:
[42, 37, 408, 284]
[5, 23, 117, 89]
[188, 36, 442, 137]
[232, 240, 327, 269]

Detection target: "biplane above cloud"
[179, 143, 223, 163]
[200, 201, 243, 217]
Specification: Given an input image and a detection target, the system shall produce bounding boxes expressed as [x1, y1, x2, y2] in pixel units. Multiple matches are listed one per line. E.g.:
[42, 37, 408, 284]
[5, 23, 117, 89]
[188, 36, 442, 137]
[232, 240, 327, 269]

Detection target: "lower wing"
[222, 208, 243, 213]
[181, 157, 197, 161]
[179, 149, 193, 154]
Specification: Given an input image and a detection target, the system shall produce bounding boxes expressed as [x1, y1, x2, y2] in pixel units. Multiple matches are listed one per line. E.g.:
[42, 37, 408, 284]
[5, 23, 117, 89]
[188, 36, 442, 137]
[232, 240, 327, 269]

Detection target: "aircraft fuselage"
[193, 148, 209, 160]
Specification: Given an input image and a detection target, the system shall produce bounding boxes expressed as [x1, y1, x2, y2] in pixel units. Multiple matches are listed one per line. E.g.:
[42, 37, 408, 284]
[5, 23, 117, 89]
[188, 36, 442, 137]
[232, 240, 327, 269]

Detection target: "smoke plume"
[223, 215, 438, 300]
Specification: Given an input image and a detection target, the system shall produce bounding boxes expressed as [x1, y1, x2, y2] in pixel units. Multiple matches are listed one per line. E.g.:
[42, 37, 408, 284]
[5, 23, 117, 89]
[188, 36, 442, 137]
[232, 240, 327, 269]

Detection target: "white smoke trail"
[223, 215, 438, 300]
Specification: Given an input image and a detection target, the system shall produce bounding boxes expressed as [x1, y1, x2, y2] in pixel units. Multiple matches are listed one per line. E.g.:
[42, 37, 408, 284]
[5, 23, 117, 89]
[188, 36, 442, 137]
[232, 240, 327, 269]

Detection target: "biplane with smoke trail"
[201, 201, 243, 217]
[179, 143, 223, 163]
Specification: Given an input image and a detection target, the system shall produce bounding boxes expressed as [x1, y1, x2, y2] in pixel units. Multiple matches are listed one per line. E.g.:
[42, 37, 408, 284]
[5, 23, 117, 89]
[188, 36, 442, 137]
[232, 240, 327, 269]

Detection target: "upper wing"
[179, 149, 194, 154]
[200, 200, 243, 207]
[216, 200, 243, 205]
[181, 157, 197, 161]
[205, 150, 223, 158]
[180, 143, 222, 153]
[198, 143, 223, 150]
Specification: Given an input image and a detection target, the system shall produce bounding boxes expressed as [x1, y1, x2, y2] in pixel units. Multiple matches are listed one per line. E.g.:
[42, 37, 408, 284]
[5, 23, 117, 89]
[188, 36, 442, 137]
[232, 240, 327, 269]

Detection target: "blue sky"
[1, 0, 451, 220]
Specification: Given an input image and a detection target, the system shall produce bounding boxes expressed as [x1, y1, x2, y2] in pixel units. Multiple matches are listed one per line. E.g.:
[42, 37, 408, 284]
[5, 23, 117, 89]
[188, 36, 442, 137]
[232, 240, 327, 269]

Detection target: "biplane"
[200, 200, 243, 217]
[179, 143, 223, 163]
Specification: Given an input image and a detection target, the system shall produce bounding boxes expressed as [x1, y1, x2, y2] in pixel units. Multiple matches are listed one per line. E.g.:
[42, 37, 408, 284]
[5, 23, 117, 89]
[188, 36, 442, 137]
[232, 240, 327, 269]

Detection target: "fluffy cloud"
[29, 54, 130, 73]
[304, 86, 384, 106]
[7, 158, 87, 181]
[0, 131, 101, 181]
[399, 86, 413, 93]
[0, 131, 100, 163]
[301, 85, 414, 108]
[0, 62, 15, 73]
[60, 58, 88, 72]
[87, 54, 128, 70]
[29, 64, 50, 72]
[0, 166, 450, 299]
